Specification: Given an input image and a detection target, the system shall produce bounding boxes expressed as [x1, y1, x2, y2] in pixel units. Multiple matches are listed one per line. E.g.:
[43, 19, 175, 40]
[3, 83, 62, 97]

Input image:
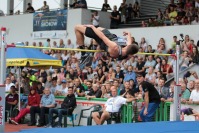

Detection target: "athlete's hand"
[123, 31, 129, 36]
[144, 108, 148, 115]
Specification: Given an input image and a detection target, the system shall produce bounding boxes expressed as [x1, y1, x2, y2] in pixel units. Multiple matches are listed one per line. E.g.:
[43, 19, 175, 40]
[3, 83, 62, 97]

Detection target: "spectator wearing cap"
[5, 86, 19, 122]
[26, 3, 35, 13]
[86, 84, 102, 99]
[5, 77, 15, 92]
[136, 73, 160, 122]
[28, 88, 56, 127]
[55, 79, 68, 96]
[10, 88, 41, 125]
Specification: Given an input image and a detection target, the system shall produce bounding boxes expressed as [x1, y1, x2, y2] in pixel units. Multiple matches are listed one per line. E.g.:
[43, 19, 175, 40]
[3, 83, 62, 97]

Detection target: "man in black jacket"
[46, 87, 76, 128]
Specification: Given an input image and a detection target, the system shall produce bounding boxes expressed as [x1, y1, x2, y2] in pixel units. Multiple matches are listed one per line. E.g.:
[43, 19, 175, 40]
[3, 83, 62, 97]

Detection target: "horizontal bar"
[15, 46, 103, 52]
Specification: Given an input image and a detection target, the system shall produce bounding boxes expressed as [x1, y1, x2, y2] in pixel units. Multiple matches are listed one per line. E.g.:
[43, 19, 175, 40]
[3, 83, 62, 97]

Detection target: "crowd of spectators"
[3, 0, 199, 127]
[143, 0, 199, 27]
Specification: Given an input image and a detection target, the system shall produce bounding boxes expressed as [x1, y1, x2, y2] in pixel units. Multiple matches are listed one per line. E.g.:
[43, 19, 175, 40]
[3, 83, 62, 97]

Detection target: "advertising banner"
[0, 85, 5, 132]
[33, 10, 67, 39]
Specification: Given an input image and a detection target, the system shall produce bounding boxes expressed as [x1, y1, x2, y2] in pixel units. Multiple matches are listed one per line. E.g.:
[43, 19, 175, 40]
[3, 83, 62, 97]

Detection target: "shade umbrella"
[6, 47, 62, 110]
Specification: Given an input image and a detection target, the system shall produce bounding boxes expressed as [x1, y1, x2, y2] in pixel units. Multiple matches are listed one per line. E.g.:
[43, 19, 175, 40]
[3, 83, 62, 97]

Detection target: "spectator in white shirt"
[191, 15, 199, 25]
[5, 77, 15, 92]
[65, 39, 74, 49]
[38, 1, 49, 12]
[91, 11, 100, 27]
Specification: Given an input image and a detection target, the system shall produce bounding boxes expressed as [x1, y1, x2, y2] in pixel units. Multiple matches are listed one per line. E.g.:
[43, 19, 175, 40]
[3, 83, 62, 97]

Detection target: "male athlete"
[75, 24, 138, 60]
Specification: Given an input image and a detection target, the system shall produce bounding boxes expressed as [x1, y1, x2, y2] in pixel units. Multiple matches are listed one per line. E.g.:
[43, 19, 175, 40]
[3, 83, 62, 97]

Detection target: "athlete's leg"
[75, 25, 87, 46]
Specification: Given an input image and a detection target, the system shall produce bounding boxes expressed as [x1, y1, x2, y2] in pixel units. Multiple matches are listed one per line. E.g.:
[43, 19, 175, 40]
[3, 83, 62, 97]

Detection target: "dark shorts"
[85, 27, 117, 51]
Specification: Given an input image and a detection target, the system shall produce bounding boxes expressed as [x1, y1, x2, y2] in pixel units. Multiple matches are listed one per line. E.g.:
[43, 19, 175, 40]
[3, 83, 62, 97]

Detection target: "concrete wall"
[0, 8, 111, 46]
[0, 8, 199, 49]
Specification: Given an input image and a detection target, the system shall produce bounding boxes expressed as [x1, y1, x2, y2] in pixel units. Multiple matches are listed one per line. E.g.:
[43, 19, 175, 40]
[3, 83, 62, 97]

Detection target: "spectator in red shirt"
[9, 88, 41, 125]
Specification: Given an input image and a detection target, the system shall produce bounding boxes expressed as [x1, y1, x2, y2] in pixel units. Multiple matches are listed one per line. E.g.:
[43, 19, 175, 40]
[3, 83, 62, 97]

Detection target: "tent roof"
[6, 48, 62, 68]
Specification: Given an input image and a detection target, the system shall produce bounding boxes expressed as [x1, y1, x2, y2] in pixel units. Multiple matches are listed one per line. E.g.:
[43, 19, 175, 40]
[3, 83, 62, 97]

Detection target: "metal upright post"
[173, 43, 181, 121]
[0, 27, 6, 133]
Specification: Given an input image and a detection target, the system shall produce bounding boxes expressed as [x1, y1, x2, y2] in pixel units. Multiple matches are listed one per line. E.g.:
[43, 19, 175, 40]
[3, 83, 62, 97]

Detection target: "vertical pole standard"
[0, 27, 6, 84]
[0, 27, 6, 133]
[173, 43, 181, 121]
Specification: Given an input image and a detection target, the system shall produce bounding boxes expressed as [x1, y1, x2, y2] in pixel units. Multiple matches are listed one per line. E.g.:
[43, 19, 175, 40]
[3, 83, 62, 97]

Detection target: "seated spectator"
[191, 15, 199, 25]
[74, 0, 87, 9]
[156, 78, 169, 102]
[59, 39, 65, 48]
[120, 81, 135, 98]
[37, 1, 49, 12]
[169, 7, 178, 24]
[92, 86, 135, 125]
[26, 3, 35, 13]
[65, 39, 74, 49]
[185, 0, 193, 10]
[161, 59, 172, 80]
[135, 56, 145, 77]
[37, 82, 44, 96]
[110, 5, 120, 29]
[180, 51, 190, 71]
[101, 85, 109, 98]
[190, 45, 199, 64]
[124, 65, 136, 83]
[28, 88, 56, 127]
[74, 78, 85, 97]
[50, 78, 58, 94]
[181, 82, 191, 103]
[101, 0, 111, 11]
[10, 88, 40, 125]
[55, 79, 68, 96]
[186, 79, 199, 104]
[145, 66, 156, 85]
[86, 84, 102, 99]
[154, 57, 162, 73]
[141, 21, 147, 27]
[187, 80, 195, 92]
[155, 71, 163, 87]
[46, 87, 76, 128]
[146, 45, 155, 53]
[5, 86, 19, 121]
[181, 35, 190, 52]
[5, 77, 15, 92]
[144, 55, 156, 73]
[139, 37, 148, 52]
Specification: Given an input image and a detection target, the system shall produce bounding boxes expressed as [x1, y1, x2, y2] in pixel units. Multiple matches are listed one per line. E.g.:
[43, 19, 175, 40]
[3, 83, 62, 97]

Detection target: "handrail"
[165, 63, 197, 86]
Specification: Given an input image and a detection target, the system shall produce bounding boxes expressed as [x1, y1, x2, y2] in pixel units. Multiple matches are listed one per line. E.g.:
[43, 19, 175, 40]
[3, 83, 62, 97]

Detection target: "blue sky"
[0, 0, 123, 14]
